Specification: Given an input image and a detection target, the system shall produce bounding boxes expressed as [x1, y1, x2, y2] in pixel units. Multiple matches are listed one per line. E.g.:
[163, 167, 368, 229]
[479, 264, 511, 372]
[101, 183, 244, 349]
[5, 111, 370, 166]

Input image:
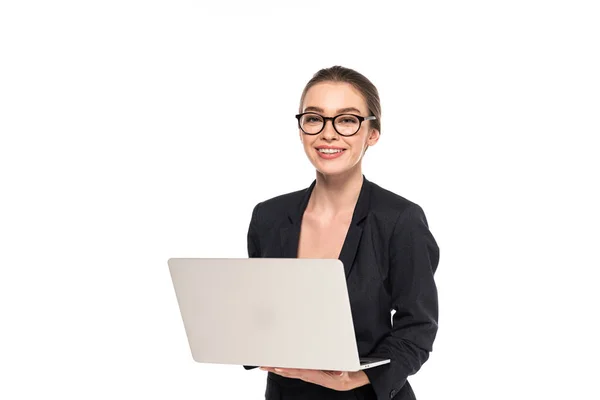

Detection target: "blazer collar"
[281, 175, 372, 278]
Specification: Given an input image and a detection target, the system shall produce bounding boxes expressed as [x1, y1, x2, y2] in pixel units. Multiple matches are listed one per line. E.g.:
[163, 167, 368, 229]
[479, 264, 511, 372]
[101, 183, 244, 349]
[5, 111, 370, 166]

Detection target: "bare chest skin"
[297, 210, 353, 259]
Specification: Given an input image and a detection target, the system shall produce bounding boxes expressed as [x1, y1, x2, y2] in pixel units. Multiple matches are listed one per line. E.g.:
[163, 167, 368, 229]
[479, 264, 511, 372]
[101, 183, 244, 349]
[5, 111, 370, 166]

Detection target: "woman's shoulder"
[368, 180, 420, 211]
[369, 179, 428, 225]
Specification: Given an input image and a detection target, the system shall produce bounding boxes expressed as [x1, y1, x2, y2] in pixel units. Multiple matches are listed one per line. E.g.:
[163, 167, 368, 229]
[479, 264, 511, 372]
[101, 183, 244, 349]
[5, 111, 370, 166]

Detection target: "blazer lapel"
[280, 224, 299, 258]
[280, 179, 316, 258]
[339, 176, 371, 277]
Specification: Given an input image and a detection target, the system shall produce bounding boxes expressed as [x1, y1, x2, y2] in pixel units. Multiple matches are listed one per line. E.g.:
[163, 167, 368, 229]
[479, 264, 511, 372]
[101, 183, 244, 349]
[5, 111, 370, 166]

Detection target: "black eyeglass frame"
[295, 112, 377, 137]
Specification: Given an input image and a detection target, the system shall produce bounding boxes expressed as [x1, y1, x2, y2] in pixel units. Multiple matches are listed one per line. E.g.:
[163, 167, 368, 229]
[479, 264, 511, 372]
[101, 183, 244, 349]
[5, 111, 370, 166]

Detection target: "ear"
[367, 128, 380, 147]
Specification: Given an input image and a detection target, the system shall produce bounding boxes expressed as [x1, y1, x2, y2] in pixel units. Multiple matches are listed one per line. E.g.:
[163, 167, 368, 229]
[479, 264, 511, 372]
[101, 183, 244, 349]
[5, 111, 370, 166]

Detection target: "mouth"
[315, 147, 346, 159]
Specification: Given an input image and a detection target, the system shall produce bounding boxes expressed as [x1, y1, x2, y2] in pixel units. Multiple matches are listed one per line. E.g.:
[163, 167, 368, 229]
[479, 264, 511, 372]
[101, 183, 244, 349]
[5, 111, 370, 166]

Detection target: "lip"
[315, 145, 346, 150]
[315, 146, 346, 160]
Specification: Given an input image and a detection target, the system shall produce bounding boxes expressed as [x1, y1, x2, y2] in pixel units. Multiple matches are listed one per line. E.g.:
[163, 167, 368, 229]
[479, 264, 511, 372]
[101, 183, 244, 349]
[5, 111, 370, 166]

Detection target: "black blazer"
[244, 176, 440, 400]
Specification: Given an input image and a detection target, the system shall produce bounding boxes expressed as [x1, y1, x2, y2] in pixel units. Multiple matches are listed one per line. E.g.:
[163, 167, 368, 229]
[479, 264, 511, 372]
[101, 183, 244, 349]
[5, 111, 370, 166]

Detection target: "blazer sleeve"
[363, 204, 440, 399]
[243, 202, 262, 371]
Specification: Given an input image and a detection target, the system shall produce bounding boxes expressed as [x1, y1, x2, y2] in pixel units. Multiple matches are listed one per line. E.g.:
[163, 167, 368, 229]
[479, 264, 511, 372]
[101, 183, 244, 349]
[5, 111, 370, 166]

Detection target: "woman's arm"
[247, 202, 262, 258]
[363, 204, 440, 399]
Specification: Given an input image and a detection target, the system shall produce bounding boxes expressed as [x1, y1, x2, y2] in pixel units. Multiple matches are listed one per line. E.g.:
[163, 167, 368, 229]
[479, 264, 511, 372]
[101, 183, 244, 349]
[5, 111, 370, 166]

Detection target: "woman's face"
[299, 82, 379, 177]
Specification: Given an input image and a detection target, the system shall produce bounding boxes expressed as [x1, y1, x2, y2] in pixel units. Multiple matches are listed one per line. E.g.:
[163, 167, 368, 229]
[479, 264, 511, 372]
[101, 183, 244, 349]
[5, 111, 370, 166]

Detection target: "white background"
[1, 1, 599, 399]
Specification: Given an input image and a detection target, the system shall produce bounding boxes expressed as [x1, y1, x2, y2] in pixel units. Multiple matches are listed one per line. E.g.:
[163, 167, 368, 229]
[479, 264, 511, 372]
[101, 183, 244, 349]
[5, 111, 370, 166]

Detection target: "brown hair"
[299, 65, 381, 134]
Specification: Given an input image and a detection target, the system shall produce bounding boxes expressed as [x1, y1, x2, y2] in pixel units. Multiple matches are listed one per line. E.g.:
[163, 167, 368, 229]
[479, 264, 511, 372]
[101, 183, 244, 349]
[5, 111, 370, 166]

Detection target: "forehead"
[302, 82, 368, 114]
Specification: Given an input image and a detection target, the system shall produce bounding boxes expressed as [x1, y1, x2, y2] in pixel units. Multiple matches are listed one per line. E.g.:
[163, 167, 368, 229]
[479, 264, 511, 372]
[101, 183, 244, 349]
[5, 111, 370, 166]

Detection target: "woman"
[245, 66, 440, 400]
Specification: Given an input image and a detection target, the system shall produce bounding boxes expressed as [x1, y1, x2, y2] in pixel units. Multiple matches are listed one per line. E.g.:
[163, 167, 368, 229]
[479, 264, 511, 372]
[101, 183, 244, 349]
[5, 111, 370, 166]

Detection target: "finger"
[271, 368, 296, 378]
[275, 368, 304, 377]
[324, 370, 345, 377]
[276, 368, 300, 374]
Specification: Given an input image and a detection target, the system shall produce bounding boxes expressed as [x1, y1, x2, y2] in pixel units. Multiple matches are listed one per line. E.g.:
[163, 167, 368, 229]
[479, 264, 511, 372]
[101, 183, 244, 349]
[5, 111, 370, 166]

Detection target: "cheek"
[350, 137, 369, 153]
[302, 138, 315, 154]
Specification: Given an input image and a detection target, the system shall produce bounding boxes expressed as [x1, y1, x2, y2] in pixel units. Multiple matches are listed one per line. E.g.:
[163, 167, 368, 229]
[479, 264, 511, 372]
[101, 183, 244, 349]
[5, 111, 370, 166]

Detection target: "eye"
[302, 114, 323, 125]
[336, 115, 359, 125]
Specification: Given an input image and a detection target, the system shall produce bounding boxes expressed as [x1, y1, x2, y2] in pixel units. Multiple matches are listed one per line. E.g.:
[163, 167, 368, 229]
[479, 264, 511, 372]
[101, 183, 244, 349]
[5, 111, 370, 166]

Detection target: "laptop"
[167, 258, 390, 371]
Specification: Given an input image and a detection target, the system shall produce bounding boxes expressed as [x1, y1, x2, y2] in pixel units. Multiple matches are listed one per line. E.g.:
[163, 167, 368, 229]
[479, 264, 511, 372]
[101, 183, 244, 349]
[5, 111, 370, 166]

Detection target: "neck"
[308, 166, 364, 216]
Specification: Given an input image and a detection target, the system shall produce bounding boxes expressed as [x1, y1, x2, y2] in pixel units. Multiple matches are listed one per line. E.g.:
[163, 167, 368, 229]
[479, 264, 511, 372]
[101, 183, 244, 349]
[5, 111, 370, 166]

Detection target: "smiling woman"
[244, 66, 440, 400]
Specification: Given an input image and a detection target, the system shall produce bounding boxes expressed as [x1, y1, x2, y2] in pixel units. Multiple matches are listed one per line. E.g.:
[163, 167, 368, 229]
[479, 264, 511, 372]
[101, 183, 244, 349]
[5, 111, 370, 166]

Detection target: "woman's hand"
[259, 367, 369, 391]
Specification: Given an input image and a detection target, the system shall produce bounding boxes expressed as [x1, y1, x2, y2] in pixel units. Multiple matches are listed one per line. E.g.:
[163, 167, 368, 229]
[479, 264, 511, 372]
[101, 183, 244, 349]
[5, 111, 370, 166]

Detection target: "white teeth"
[318, 149, 343, 154]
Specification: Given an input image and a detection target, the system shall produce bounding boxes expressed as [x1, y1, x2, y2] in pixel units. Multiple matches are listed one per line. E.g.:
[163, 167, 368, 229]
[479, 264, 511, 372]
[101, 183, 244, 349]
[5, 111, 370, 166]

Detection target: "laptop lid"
[167, 258, 365, 371]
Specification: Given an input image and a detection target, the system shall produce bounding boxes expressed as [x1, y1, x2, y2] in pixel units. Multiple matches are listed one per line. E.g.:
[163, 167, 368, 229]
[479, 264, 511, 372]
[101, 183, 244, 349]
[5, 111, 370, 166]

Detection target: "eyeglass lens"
[299, 113, 361, 135]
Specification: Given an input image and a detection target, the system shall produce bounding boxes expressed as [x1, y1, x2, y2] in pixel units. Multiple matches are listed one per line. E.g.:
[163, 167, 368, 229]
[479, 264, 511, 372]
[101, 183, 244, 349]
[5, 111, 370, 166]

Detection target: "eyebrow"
[303, 106, 364, 115]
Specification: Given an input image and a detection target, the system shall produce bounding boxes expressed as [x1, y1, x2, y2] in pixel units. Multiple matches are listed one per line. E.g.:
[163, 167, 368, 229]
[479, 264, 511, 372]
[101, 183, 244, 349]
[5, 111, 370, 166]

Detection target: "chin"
[307, 152, 360, 177]
[313, 163, 353, 177]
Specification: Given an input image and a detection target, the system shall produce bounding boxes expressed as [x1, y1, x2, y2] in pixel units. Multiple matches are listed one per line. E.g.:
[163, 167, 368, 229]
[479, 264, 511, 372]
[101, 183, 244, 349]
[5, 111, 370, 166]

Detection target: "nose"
[321, 119, 338, 140]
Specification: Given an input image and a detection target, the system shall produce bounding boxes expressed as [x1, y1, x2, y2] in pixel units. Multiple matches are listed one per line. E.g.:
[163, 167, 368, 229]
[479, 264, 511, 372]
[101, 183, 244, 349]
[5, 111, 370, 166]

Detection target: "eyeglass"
[295, 112, 377, 137]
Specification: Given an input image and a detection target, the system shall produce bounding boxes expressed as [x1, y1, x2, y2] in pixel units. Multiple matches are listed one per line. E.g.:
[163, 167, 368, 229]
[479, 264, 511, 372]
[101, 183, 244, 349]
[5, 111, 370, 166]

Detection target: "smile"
[315, 148, 346, 159]
[317, 148, 344, 154]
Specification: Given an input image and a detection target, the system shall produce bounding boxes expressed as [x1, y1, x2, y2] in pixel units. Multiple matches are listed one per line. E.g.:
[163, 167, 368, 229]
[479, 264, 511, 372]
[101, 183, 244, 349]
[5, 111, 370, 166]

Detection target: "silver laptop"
[167, 258, 390, 371]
